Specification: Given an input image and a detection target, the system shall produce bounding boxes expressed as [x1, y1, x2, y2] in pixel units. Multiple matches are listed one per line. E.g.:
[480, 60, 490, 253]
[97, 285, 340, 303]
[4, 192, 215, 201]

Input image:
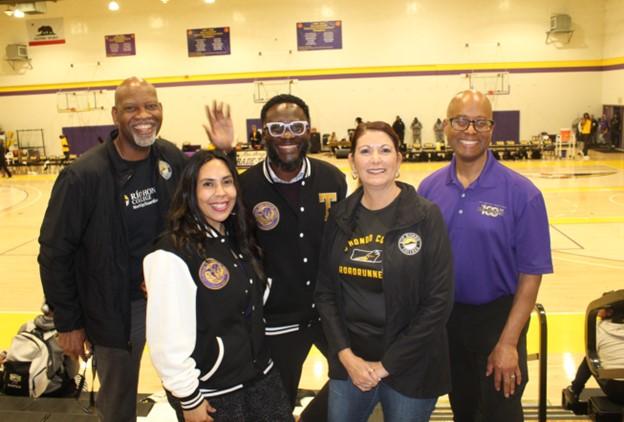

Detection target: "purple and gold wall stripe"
[1, 57, 623, 97]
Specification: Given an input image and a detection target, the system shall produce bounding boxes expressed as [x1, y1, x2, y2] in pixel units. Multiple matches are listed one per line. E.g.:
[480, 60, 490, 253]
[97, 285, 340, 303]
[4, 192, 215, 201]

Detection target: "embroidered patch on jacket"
[398, 232, 422, 256]
[158, 160, 172, 180]
[199, 258, 230, 290]
[252, 201, 280, 231]
[478, 202, 506, 218]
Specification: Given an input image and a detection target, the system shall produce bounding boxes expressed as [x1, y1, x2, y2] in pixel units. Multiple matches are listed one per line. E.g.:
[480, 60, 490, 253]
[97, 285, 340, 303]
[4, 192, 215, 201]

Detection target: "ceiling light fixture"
[13, 8, 25, 18]
[108, 1, 120, 11]
[204, 0, 215, 4]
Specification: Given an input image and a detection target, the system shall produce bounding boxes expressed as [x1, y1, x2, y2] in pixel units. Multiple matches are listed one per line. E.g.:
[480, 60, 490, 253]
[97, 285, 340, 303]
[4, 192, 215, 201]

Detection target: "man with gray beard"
[38, 77, 186, 422]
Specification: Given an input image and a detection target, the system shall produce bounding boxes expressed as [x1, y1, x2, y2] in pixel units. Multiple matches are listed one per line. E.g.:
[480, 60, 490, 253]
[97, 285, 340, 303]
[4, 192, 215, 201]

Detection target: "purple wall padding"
[492, 110, 520, 143]
[62, 125, 116, 155]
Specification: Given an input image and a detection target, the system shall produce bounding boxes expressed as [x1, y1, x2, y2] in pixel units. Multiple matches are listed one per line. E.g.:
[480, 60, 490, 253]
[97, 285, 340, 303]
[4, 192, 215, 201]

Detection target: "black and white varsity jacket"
[240, 157, 347, 335]
[144, 226, 272, 411]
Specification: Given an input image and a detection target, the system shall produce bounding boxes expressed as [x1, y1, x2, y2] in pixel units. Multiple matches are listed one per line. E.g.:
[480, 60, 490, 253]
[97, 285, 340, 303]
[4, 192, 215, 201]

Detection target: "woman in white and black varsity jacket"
[144, 150, 291, 422]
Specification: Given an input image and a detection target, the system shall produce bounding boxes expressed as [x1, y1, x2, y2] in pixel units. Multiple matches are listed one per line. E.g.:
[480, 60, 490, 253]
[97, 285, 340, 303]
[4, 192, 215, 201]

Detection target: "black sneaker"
[562, 385, 585, 415]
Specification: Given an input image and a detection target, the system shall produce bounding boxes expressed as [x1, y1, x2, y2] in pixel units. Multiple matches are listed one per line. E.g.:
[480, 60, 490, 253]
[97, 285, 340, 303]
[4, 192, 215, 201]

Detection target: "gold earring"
[395, 170, 400, 179]
[351, 171, 358, 180]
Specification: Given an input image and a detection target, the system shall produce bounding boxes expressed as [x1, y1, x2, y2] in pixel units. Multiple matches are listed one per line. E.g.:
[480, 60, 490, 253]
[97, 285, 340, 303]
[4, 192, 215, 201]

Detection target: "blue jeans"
[328, 379, 437, 422]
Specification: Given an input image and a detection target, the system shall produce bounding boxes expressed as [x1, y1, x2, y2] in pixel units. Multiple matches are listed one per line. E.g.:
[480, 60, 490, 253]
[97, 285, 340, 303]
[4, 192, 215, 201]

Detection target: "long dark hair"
[167, 150, 264, 280]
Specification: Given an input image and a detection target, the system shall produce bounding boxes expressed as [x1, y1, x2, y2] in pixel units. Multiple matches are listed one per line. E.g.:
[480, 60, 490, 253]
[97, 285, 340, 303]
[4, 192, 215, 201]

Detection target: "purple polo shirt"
[418, 151, 553, 305]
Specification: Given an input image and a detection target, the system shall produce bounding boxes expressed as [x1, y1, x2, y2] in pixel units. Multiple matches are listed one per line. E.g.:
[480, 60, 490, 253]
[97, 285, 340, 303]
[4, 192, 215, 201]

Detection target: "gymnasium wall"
[0, 0, 619, 155]
[601, 0, 624, 106]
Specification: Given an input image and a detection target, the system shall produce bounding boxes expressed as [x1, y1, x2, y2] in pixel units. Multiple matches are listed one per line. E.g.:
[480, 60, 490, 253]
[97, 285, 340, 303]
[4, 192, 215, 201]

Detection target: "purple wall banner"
[297, 20, 342, 51]
[105, 34, 136, 57]
[492, 110, 520, 143]
[187, 27, 231, 57]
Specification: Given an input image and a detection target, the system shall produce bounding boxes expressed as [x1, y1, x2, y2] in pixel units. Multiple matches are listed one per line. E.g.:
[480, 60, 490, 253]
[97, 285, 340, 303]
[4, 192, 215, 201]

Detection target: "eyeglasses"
[449, 117, 495, 133]
[264, 121, 309, 137]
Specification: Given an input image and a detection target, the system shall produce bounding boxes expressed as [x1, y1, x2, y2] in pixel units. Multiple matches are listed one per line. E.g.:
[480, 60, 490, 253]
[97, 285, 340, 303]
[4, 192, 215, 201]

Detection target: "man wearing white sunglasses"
[205, 94, 347, 421]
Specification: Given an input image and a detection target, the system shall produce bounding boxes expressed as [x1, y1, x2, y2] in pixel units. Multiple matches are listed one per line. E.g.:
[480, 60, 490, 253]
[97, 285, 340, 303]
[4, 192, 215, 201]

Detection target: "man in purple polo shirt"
[419, 90, 553, 421]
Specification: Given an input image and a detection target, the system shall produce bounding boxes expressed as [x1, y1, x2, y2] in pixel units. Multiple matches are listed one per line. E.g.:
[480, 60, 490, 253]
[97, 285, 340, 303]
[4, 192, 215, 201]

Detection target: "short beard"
[133, 134, 156, 148]
[266, 139, 309, 172]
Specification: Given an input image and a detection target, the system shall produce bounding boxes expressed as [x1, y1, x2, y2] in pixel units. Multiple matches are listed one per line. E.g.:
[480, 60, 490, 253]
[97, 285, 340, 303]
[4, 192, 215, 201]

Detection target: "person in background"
[410, 117, 423, 147]
[249, 124, 263, 150]
[38, 77, 186, 422]
[144, 150, 292, 422]
[419, 90, 553, 422]
[578, 112, 592, 158]
[433, 118, 444, 143]
[610, 113, 621, 150]
[59, 134, 70, 164]
[204, 95, 347, 421]
[0, 136, 12, 178]
[391, 116, 406, 149]
[598, 114, 610, 145]
[590, 114, 598, 145]
[315, 121, 453, 422]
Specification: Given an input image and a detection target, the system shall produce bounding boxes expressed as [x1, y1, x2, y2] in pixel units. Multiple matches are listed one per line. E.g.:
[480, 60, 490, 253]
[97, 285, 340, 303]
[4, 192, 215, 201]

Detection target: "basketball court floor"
[1, 149, 622, 421]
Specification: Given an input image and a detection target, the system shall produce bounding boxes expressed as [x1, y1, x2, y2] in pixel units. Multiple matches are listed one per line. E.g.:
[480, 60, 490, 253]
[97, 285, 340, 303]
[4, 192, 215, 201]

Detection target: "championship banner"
[27, 18, 65, 46]
[187, 27, 231, 57]
[296, 20, 342, 51]
[105, 34, 136, 57]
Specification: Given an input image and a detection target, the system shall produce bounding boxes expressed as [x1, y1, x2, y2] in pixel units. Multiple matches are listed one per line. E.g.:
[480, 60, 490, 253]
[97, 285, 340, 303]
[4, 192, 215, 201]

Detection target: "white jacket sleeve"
[144, 249, 201, 401]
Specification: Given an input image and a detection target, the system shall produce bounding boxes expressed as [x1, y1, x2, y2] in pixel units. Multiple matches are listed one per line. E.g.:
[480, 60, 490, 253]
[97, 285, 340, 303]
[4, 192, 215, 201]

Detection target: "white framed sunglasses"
[264, 120, 309, 137]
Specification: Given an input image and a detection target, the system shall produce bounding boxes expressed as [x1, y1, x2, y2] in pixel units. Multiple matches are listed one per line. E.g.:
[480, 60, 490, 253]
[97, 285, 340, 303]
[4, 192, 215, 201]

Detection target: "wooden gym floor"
[1, 149, 623, 420]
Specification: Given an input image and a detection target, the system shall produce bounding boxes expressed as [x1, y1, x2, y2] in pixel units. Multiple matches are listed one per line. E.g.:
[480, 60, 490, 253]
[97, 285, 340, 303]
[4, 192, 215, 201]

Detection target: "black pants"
[93, 299, 146, 422]
[0, 157, 11, 177]
[580, 133, 591, 155]
[571, 359, 624, 405]
[266, 322, 329, 422]
[165, 369, 292, 422]
[447, 296, 528, 422]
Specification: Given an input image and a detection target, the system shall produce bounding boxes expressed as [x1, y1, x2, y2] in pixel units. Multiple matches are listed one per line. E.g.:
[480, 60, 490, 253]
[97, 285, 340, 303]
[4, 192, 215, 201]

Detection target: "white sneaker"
[583, 156, 590, 160]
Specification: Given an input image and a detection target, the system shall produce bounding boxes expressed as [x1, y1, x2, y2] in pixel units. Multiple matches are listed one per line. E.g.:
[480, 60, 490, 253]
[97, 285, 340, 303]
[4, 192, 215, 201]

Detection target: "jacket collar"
[446, 150, 498, 189]
[334, 181, 427, 234]
[262, 156, 311, 184]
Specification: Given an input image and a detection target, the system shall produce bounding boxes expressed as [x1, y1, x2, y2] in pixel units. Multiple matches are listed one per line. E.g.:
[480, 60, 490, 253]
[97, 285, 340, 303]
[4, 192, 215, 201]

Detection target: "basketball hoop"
[487, 90, 495, 96]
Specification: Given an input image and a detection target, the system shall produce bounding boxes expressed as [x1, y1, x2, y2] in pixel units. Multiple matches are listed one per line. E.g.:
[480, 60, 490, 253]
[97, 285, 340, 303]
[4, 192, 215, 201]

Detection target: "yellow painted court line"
[503, 160, 624, 170]
[542, 186, 624, 193]
[550, 216, 624, 224]
[2, 56, 624, 93]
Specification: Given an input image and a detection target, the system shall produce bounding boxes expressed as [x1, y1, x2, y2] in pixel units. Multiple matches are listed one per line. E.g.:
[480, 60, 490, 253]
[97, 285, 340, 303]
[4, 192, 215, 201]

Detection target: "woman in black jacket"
[144, 150, 291, 422]
[315, 121, 454, 422]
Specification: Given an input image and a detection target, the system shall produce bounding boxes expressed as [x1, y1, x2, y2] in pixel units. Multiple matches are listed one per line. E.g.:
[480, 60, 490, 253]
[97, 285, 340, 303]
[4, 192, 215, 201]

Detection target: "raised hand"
[203, 101, 234, 152]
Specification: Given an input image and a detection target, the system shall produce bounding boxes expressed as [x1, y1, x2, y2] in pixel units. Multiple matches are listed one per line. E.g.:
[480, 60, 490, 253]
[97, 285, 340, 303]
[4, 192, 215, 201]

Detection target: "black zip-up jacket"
[38, 134, 186, 349]
[315, 182, 454, 398]
[240, 157, 347, 334]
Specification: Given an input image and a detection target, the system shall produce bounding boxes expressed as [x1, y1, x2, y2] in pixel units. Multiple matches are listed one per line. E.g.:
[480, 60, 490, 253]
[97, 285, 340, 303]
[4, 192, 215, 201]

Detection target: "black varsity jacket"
[240, 157, 347, 334]
[144, 227, 272, 411]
